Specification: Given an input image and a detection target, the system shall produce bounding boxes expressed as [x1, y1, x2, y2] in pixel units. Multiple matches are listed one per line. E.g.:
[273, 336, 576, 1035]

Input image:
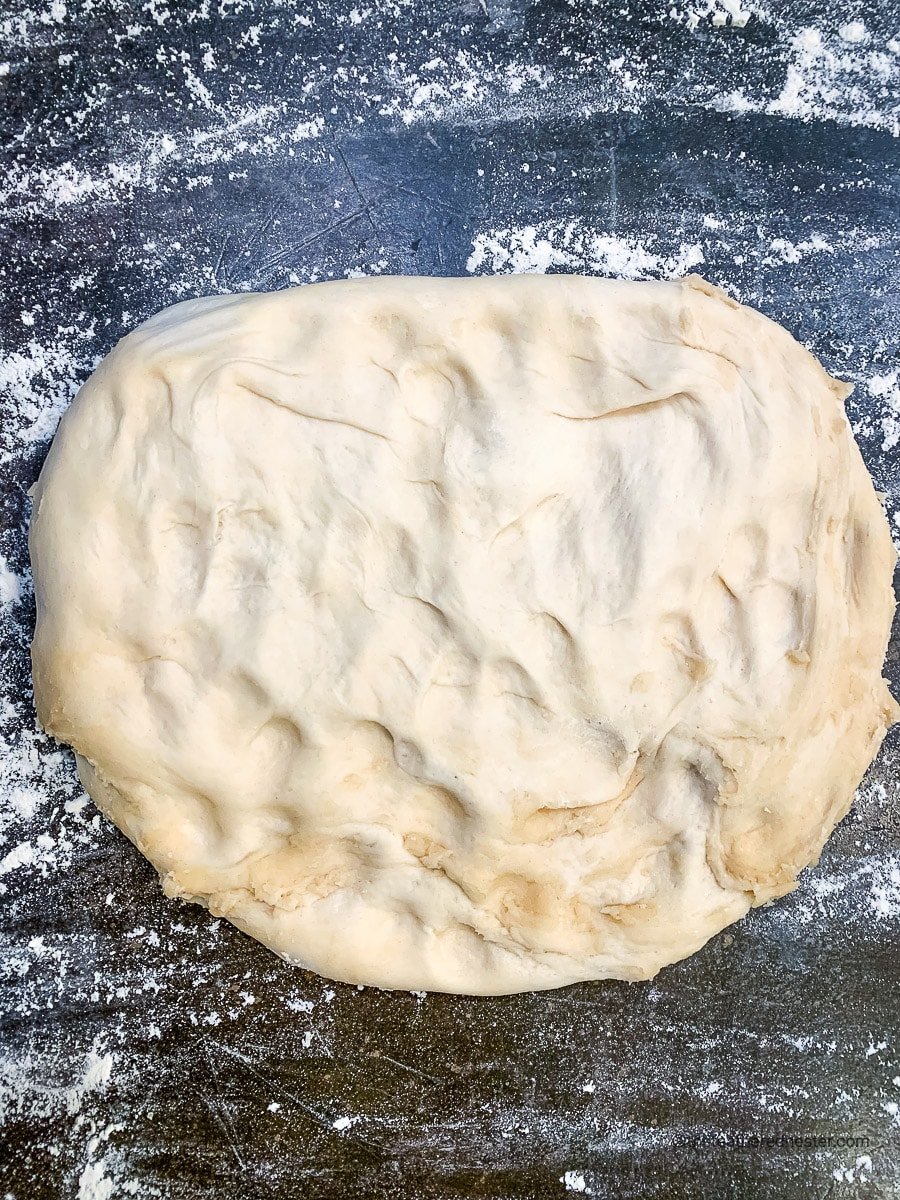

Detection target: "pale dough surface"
[30, 274, 898, 994]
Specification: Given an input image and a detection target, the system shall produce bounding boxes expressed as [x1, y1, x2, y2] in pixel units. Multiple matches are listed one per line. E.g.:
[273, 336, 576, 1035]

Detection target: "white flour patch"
[0, 338, 92, 464]
[0, 556, 22, 607]
[0, 716, 93, 882]
[380, 55, 553, 126]
[867, 372, 900, 453]
[763, 235, 834, 264]
[0, 1041, 112, 1124]
[561, 1169, 591, 1193]
[762, 847, 900, 930]
[712, 23, 900, 135]
[466, 222, 705, 279]
[2, 101, 328, 216]
[0, 1040, 154, 1199]
[5, 4, 895, 228]
[832, 1155, 873, 1184]
[465, 218, 864, 281]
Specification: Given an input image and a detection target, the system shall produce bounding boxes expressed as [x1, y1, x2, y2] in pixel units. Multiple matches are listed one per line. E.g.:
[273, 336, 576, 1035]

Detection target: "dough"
[29, 274, 898, 994]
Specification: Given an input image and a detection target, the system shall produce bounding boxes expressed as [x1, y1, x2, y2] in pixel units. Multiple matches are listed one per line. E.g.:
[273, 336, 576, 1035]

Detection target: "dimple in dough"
[29, 274, 898, 995]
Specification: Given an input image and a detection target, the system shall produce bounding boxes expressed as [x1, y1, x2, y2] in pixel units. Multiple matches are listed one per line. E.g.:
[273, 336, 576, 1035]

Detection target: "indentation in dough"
[347, 722, 469, 829]
[716, 572, 739, 603]
[354, 719, 397, 765]
[429, 353, 480, 399]
[660, 613, 714, 682]
[370, 311, 418, 349]
[531, 610, 582, 673]
[581, 719, 631, 771]
[550, 391, 691, 423]
[490, 493, 564, 545]
[426, 645, 478, 691]
[680, 739, 738, 802]
[490, 657, 545, 711]
[747, 581, 805, 663]
[521, 757, 645, 843]
[397, 593, 451, 633]
[424, 783, 469, 825]
[371, 360, 401, 388]
[388, 654, 417, 684]
[389, 525, 420, 583]
[249, 715, 306, 774]
[156, 509, 208, 596]
[718, 522, 768, 591]
[249, 837, 363, 906]
[488, 873, 569, 947]
[393, 736, 424, 777]
[402, 831, 447, 869]
[600, 900, 654, 928]
[396, 360, 455, 427]
[138, 656, 197, 739]
[705, 573, 753, 680]
[404, 478, 448, 503]
[204, 503, 282, 596]
[406, 846, 487, 913]
[844, 514, 874, 608]
[236, 376, 394, 444]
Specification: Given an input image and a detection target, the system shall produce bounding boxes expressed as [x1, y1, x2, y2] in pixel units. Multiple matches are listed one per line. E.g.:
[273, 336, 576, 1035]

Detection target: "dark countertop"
[1, 1, 899, 1197]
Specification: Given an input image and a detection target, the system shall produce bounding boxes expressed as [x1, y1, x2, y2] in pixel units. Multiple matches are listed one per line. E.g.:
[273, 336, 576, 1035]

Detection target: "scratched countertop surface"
[1, 1, 899, 1197]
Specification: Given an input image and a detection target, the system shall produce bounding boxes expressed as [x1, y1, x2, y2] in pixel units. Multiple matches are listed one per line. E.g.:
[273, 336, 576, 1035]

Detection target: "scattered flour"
[0, 338, 91, 464]
[671, 0, 766, 29]
[1, 2, 898, 1195]
[561, 1169, 591, 1193]
[714, 23, 900, 135]
[2, 4, 898, 223]
[0, 556, 22, 607]
[465, 219, 858, 280]
[466, 222, 705, 279]
[832, 1155, 873, 1184]
[868, 372, 900, 453]
[0, 1042, 112, 1123]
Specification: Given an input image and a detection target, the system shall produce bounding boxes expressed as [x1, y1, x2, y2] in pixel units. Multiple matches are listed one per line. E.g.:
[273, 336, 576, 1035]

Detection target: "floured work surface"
[2, 1, 900, 1197]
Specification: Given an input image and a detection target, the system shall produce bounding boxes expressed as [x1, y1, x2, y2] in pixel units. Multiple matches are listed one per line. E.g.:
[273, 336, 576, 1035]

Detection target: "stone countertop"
[1, 1, 898, 1197]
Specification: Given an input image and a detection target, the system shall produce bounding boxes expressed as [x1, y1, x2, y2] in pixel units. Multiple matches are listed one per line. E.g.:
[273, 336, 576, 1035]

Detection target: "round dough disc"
[29, 275, 898, 994]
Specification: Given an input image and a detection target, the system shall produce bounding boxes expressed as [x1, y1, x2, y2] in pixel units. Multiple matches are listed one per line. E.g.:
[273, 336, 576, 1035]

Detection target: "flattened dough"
[30, 274, 898, 994]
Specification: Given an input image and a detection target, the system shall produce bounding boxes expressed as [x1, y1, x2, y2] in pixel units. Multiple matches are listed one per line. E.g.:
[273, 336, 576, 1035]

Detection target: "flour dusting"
[713, 22, 900, 134]
[2, 0, 899, 1193]
[467, 222, 705, 278]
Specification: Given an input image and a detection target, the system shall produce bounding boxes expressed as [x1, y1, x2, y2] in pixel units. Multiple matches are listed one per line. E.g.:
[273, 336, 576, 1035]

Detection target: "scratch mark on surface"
[257, 205, 372, 274]
[395, 183, 467, 218]
[609, 143, 619, 234]
[202, 1037, 385, 1156]
[200, 1042, 246, 1170]
[334, 139, 378, 234]
[375, 1051, 444, 1084]
[243, 198, 283, 263]
[213, 232, 231, 290]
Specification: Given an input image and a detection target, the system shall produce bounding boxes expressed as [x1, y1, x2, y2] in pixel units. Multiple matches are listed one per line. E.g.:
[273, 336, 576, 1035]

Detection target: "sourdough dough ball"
[30, 275, 898, 994]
